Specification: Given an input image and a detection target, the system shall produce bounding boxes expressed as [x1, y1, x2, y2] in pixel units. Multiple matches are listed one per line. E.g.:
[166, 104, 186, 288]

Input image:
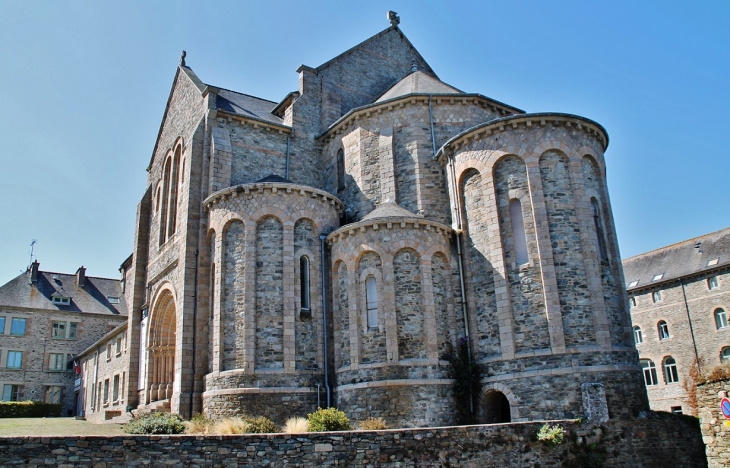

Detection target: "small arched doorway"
[481, 390, 511, 424]
[147, 289, 176, 403]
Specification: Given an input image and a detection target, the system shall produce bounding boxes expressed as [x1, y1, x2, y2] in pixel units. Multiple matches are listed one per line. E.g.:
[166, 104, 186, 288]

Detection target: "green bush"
[242, 416, 277, 433]
[0, 401, 61, 418]
[122, 411, 185, 434]
[307, 407, 351, 432]
[537, 423, 565, 447]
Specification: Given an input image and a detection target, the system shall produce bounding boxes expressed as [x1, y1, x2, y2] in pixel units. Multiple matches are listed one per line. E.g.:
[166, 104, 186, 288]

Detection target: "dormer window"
[52, 296, 70, 305]
[652, 273, 664, 282]
[107, 297, 120, 304]
[628, 280, 639, 288]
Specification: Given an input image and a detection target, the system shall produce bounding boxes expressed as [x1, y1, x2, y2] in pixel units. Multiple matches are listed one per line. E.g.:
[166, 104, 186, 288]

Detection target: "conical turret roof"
[361, 200, 423, 221]
[375, 71, 462, 103]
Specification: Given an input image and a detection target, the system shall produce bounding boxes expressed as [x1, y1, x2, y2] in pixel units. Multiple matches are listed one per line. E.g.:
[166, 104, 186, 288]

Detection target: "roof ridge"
[213, 86, 278, 104]
[623, 226, 730, 262]
[39, 270, 119, 282]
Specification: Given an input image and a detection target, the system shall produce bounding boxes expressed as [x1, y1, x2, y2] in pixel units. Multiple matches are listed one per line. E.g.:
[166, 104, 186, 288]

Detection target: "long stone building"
[0, 262, 127, 416]
[624, 227, 730, 414]
[77, 14, 649, 427]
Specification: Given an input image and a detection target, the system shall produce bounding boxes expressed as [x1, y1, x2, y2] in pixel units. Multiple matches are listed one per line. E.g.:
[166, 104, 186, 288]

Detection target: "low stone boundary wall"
[0, 417, 705, 467]
[697, 378, 730, 467]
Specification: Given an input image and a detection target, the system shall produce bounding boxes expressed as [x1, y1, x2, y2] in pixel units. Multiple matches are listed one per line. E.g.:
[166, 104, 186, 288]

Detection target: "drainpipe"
[680, 278, 701, 374]
[429, 95, 436, 156]
[189, 248, 199, 419]
[285, 133, 291, 179]
[319, 234, 332, 407]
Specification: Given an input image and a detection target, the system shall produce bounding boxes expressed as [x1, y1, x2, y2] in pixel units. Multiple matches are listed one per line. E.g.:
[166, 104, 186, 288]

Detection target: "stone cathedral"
[110, 15, 649, 427]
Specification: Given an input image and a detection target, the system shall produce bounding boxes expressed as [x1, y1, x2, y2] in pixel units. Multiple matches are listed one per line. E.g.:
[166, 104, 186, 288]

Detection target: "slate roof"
[255, 174, 292, 183]
[622, 227, 730, 292]
[375, 71, 462, 102]
[0, 267, 127, 316]
[215, 88, 283, 125]
[361, 200, 423, 221]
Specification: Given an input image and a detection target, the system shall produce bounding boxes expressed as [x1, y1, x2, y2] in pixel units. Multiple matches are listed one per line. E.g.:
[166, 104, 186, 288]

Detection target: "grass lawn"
[0, 418, 124, 437]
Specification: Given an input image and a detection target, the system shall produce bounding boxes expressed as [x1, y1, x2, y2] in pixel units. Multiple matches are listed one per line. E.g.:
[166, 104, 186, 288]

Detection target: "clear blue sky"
[0, 1, 728, 285]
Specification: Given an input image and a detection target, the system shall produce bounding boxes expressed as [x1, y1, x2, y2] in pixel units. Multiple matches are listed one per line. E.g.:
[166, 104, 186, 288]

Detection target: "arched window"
[640, 359, 658, 386]
[300, 256, 311, 317]
[365, 276, 378, 329]
[663, 356, 679, 384]
[721, 347, 730, 364]
[155, 187, 161, 213]
[591, 198, 608, 261]
[658, 321, 670, 340]
[715, 308, 728, 329]
[509, 198, 528, 265]
[633, 326, 643, 344]
[159, 157, 172, 245]
[336, 149, 345, 192]
[167, 146, 181, 237]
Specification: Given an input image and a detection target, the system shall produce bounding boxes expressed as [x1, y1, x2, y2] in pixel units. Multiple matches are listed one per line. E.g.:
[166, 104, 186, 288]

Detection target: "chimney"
[29, 260, 40, 284]
[76, 266, 86, 288]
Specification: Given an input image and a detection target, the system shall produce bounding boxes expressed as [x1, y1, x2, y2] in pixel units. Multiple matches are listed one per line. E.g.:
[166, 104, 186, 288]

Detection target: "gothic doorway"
[147, 288, 176, 404]
[481, 390, 511, 424]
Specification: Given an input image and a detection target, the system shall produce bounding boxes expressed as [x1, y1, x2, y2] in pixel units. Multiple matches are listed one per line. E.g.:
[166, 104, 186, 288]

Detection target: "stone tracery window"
[365, 275, 378, 329]
[509, 198, 528, 265]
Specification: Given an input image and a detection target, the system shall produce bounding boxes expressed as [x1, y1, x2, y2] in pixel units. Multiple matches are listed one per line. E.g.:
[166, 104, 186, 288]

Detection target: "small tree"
[441, 337, 484, 425]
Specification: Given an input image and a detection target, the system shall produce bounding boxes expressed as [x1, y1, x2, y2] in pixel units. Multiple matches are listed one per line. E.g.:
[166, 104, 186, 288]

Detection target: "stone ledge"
[336, 378, 453, 392]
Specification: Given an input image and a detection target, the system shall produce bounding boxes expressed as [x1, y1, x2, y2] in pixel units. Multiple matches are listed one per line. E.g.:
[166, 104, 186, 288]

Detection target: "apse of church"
[118, 18, 648, 428]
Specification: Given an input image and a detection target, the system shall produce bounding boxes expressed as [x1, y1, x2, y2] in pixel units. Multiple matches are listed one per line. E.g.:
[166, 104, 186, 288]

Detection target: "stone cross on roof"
[180, 50, 187, 67]
[388, 11, 400, 26]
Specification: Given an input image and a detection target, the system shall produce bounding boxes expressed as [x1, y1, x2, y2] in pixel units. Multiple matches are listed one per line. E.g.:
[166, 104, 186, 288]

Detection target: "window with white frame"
[640, 359, 658, 386]
[103, 379, 109, 404]
[113, 375, 120, 402]
[708, 276, 719, 290]
[365, 276, 379, 329]
[52, 321, 78, 340]
[663, 356, 679, 384]
[48, 353, 65, 371]
[116, 336, 122, 355]
[633, 326, 643, 344]
[45, 386, 62, 404]
[658, 321, 670, 340]
[2, 384, 20, 401]
[106, 343, 113, 361]
[6, 351, 22, 369]
[10, 318, 26, 336]
[721, 347, 730, 364]
[52, 296, 71, 305]
[716, 308, 728, 330]
[0, 316, 5, 334]
[652, 290, 662, 303]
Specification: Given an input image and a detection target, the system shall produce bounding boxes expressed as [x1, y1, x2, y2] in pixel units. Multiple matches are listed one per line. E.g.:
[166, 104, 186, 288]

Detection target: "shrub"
[122, 412, 185, 434]
[359, 416, 388, 430]
[243, 416, 277, 433]
[0, 401, 61, 418]
[185, 413, 214, 434]
[537, 423, 565, 447]
[307, 407, 351, 432]
[441, 337, 485, 425]
[214, 417, 249, 434]
[283, 416, 309, 434]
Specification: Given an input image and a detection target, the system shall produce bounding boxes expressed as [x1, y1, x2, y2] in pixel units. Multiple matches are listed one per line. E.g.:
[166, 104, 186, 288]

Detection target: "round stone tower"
[201, 176, 343, 423]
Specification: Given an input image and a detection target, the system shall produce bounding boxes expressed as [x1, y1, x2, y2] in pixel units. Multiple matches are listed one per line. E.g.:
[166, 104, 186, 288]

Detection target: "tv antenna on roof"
[28, 240, 37, 269]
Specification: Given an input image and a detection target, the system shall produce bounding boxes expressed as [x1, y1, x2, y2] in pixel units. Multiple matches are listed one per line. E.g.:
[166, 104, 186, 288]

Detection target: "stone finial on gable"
[180, 50, 187, 67]
[388, 11, 400, 26]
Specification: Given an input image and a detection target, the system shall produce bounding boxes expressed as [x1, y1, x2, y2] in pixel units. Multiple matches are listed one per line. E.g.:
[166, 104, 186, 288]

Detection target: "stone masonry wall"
[80, 325, 130, 423]
[697, 378, 730, 467]
[255, 216, 284, 370]
[223, 220, 245, 371]
[0, 417, 706, 467]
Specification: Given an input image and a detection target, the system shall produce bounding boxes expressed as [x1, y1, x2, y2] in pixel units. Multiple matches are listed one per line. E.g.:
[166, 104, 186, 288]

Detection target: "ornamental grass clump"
[359, 416, 388, 430]
[214, 417, 249, 434]
[122, 411, 186, 434]
[307, 407, 351, 432]
[243, 416, 277, 433]
[185, 413, 214, 434]
[537, 423, 565, 448]
[283, 416, 309, 434]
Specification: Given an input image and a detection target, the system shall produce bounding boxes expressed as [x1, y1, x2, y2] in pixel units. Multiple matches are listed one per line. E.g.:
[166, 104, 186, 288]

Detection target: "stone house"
[0, 261, 127, 416]
[78, 14, 649, 427]
[624, 226, 730, 413]
[76, 323, 131, 422]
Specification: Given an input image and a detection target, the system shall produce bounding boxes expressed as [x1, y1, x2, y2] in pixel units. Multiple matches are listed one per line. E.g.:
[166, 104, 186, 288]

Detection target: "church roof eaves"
[434, 112, 609, 163]
[326, 211, 452, 244]
[305, 26, 437, 78]
[203, 182, 344, 214]
[317, 93, 524, 141]
[272, 91, 300, 118]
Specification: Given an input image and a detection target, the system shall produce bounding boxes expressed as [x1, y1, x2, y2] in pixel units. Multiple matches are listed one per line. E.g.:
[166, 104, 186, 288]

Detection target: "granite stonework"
[0, 418, 707, 467]
[697, 378, 730, 467]
[63, 21, 700, 461]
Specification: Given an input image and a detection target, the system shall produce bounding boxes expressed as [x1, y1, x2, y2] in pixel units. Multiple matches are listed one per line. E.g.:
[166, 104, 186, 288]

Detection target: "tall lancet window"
[336, 149, 346, 192]
[509, 198, 529, 265]
[366, 276, 378, 329]
[591, 198, 608, 261]
[300, 256, 311, 317]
